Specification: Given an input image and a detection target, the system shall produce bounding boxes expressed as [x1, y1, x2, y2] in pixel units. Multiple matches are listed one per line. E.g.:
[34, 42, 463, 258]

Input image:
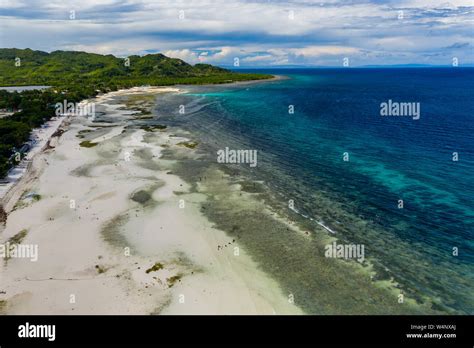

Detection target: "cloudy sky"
[0, 0, 473, 67]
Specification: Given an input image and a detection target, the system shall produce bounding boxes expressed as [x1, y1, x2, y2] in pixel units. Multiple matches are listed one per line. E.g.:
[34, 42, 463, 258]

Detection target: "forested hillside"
[0, 48, 270, 87]
[0, 48, 272, 178]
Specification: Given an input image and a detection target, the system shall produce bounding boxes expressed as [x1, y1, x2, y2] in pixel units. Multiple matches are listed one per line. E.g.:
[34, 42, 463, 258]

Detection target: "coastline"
[189, 74, 289, 87]
[0, 86, 302, 314]
[0, 116, 70, 216]
[0, 79, 448, 315]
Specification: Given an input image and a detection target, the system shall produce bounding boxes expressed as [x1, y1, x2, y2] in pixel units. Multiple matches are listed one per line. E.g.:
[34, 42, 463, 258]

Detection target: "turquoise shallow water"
[155, 68, 474, 313]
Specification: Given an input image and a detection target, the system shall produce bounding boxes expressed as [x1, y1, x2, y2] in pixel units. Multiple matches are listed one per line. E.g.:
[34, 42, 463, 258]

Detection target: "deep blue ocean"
[157, 68, 474, 313]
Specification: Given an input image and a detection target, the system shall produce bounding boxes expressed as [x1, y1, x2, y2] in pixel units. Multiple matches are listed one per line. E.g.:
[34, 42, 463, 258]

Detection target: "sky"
[0, 0, 473, 67]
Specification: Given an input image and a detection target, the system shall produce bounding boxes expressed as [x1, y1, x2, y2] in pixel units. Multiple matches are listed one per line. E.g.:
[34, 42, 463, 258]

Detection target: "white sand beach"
[0, 87, 302, 315]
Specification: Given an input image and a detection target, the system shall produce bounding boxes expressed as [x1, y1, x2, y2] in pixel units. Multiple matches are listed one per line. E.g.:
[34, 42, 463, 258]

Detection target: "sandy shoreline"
[0, 116, 69, 212]
[0, 86, 302, 314]
[0, 81, 431, 315]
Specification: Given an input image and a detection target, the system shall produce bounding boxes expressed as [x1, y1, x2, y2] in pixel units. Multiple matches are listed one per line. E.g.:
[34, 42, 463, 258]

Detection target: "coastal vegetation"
[0, 48, 272, 178]
[0, 87, 101, 177]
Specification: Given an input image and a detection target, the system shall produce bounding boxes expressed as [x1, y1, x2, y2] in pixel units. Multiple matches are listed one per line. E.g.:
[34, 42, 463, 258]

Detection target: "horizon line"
[2, 47, 473, 69]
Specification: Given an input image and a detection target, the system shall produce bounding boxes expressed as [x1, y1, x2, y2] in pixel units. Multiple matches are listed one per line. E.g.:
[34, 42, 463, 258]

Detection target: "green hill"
[0, 48, 272, 178]
[0, 48, 271, 87]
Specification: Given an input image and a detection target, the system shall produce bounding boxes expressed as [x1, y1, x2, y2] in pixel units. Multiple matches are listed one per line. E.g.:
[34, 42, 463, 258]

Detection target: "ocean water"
[155, 68, 474, 314]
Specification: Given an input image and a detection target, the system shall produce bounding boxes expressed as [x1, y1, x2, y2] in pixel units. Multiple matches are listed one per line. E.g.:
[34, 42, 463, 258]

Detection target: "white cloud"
[163, 49, 200, 63]
[0, 0, 473, 66]
[291, 46, 360, 57]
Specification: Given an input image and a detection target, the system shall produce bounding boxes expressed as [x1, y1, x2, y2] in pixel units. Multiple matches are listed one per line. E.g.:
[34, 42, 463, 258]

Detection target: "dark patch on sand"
[176, 141, 198, 149]
[131, 190, 151, 204]
[0, 300, 7, 313]
[79, 140, 98, 148]
[140, 125, 167, 132]
[0, 205, 7, 223]
[100, 213, 132, 250]
[70, 160, 109, 177]
[145, 262, 164, 274]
